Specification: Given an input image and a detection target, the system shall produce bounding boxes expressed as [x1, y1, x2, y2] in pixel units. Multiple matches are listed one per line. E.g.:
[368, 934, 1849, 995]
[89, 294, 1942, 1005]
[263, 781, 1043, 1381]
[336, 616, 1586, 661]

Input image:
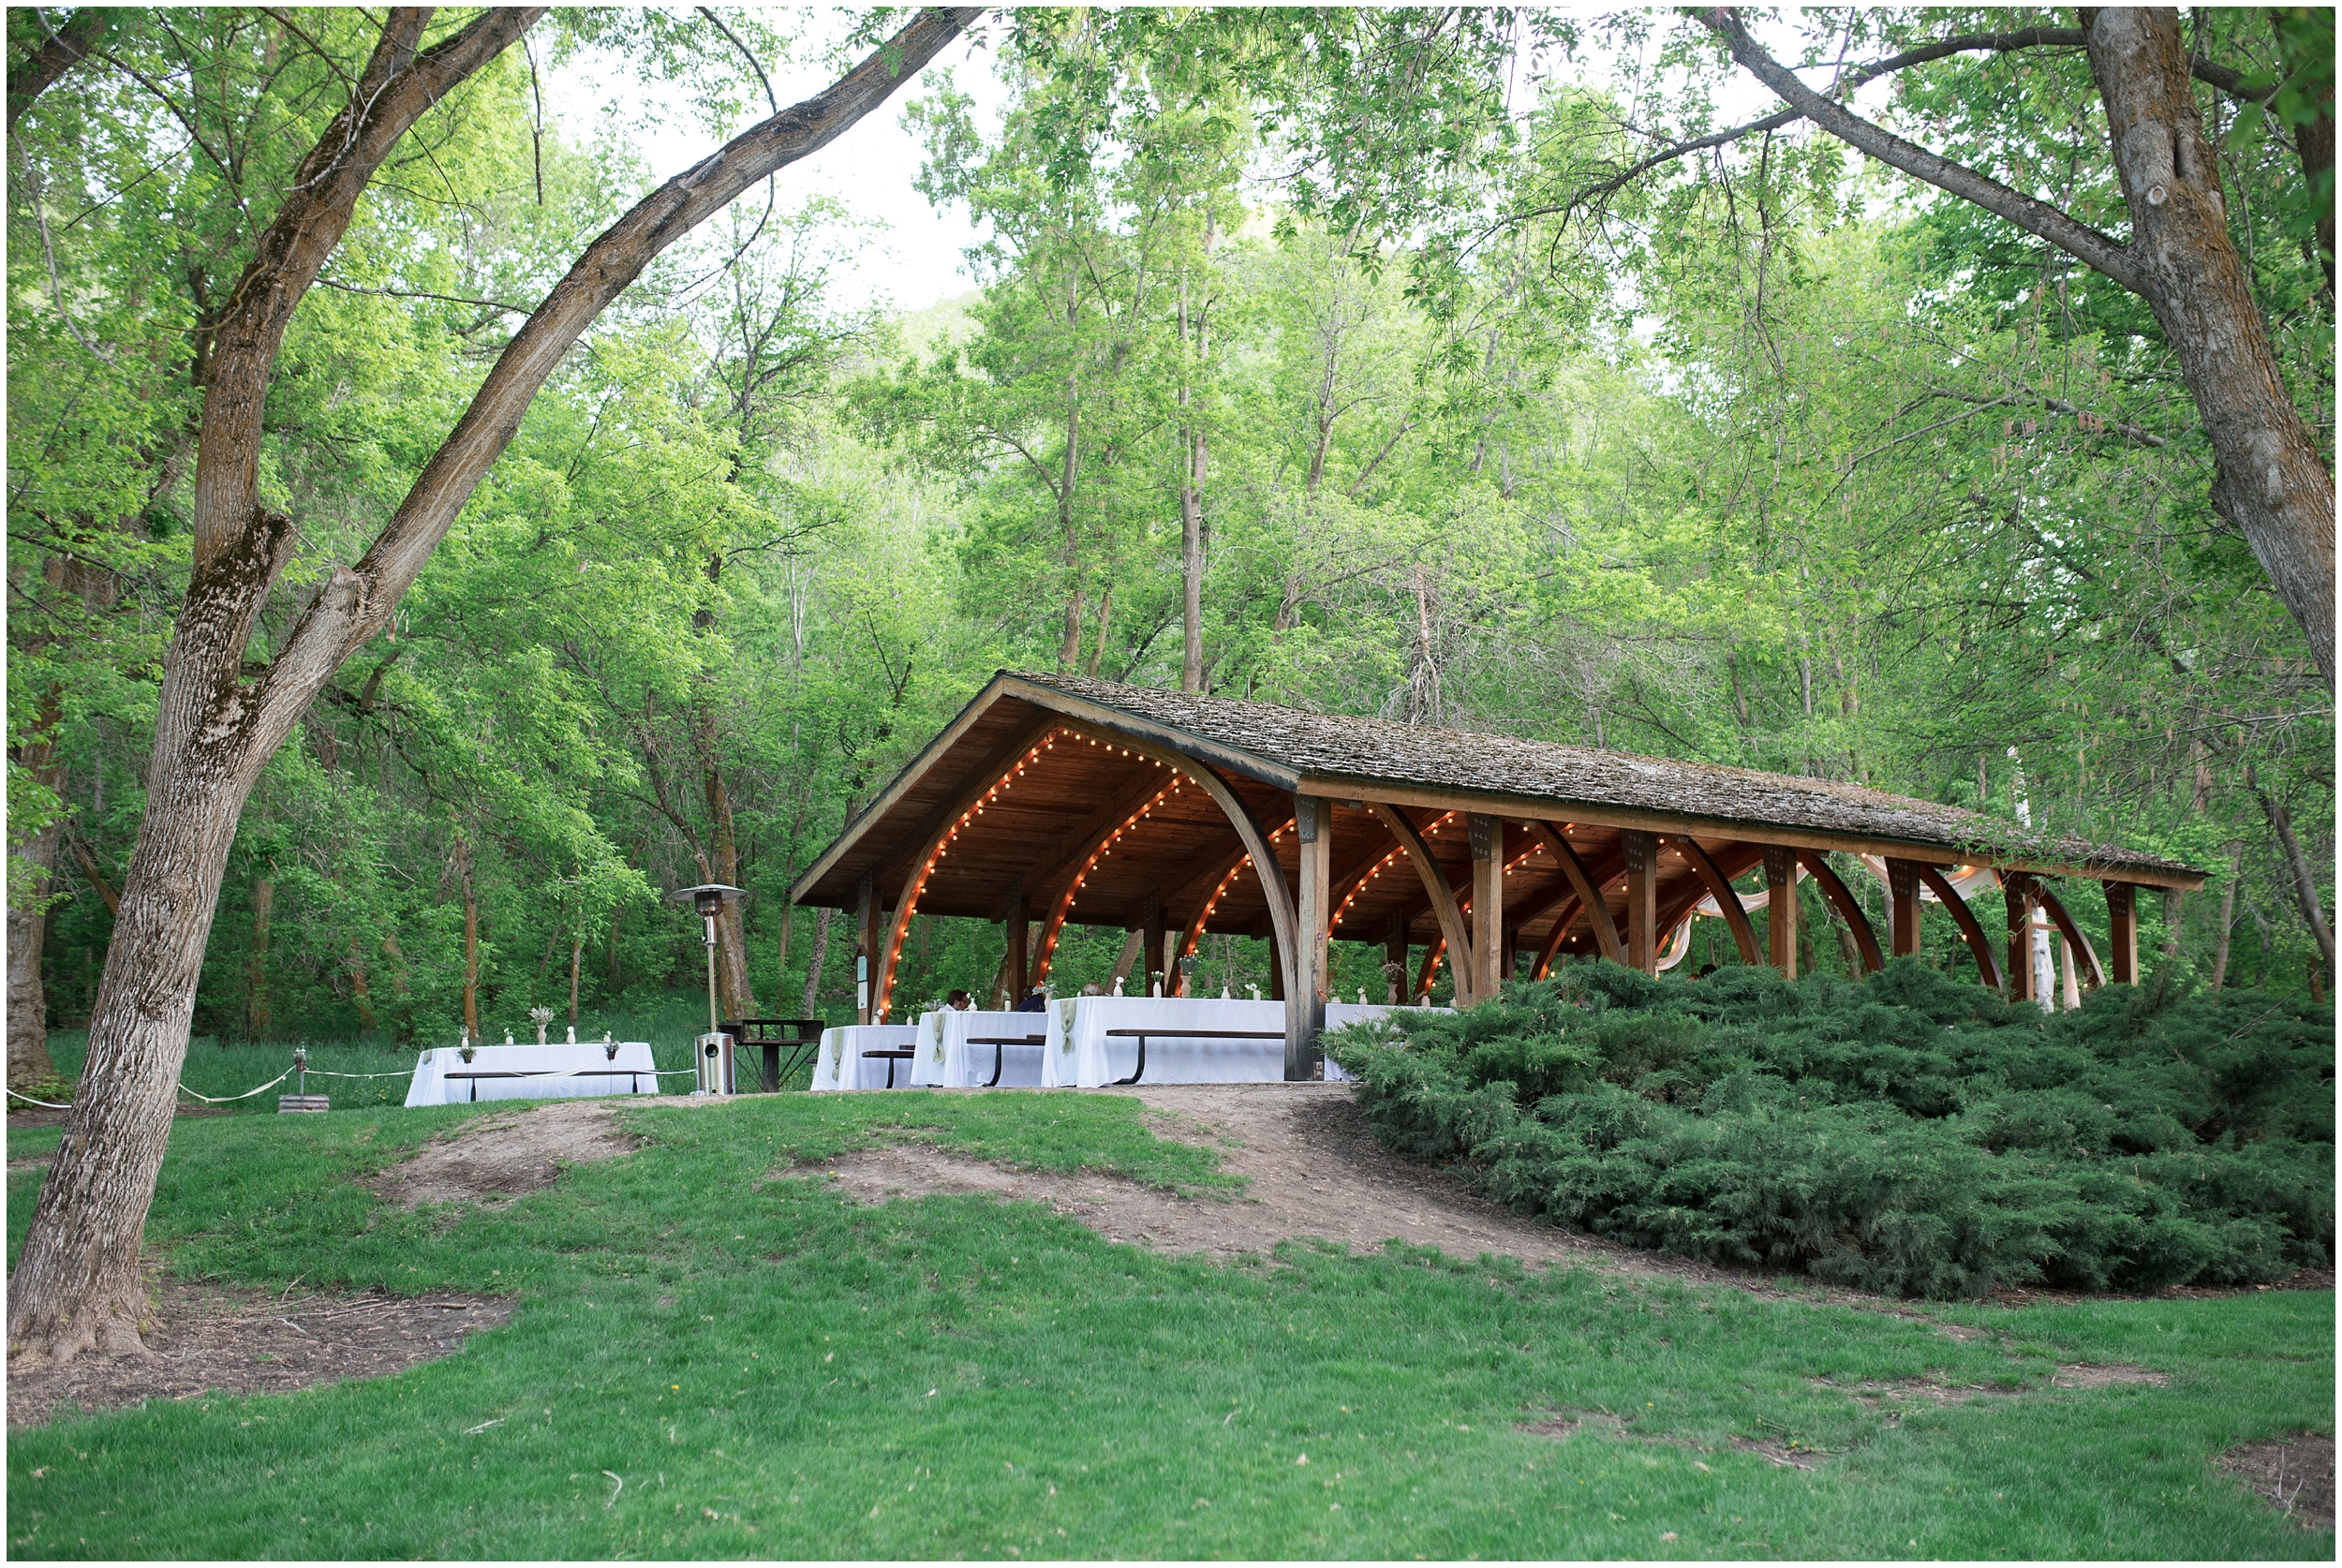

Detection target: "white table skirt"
[1042, 996, 1293, 1088]
[811, 1025, 921, 1091]
[1320, 1001, 1452, 1081]
[405, 1042, 661, 1107]
[910, 1009, 1049, 1088]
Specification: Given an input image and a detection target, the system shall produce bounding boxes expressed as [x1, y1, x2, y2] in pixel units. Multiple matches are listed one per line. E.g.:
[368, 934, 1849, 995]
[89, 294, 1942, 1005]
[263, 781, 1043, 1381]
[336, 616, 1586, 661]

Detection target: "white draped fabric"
[909, 1009, 1050, 1088]
[1320, 1001, 1453, 1081]
[404, 1042, 661, 1107]
[810, 1025, 921, 1091]
[1041, 996, 1290, 1088]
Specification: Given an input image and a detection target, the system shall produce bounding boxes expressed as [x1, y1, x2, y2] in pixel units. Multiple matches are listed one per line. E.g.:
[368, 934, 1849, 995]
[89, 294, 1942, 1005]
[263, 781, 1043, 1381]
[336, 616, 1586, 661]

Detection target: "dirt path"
[818, 1084, 1815, 1292]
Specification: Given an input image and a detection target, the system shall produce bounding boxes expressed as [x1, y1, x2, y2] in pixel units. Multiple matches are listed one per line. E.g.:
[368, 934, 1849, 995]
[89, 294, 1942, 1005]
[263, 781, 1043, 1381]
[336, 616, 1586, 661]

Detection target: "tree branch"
[7, 7, 107, 136]
[1695, 8, 2143, 294]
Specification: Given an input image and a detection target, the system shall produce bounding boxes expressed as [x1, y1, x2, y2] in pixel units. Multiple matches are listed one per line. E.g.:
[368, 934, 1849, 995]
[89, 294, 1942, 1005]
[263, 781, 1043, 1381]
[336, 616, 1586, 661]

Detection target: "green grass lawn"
[7, 1090, 2332, 1560]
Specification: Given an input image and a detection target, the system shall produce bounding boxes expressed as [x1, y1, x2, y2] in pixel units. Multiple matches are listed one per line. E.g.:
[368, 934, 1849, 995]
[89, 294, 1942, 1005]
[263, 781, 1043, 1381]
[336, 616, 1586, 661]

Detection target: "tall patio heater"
[671, 883, 744, 1094]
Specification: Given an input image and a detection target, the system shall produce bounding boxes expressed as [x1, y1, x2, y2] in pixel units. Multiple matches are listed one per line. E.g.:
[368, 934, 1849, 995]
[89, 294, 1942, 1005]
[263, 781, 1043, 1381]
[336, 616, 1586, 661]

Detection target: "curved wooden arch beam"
[1916, 863, 2005, 994]
[2031, 881, 2106, 989]
[1524, 823, 1627, 964]
[1370, 803, 1477, 1005]
[1055, 717, 1301, 998]
[1165, 811, 1297, 993]
[1667, 836, 1760, 964]
[871, 722, 1066, 1021]
[1529, 896, 1584, 979]
[1798, 850, 1884, 973]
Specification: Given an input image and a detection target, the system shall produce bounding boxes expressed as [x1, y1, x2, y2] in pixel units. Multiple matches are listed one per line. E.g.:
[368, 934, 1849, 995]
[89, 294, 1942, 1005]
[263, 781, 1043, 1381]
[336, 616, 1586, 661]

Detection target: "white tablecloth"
[910, 1009, 1050, 1088]
[405, 1042, 661, 1107]
[811, 1025, 921, 1091]
[1042, 996, 1293, 1088]
[1320, 1001, 1452, 1081]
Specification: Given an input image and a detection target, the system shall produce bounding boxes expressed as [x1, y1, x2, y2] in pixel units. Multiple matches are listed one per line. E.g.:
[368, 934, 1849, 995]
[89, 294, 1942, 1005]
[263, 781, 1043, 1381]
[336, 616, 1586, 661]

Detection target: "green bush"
[1327, 960, 2333, 1299]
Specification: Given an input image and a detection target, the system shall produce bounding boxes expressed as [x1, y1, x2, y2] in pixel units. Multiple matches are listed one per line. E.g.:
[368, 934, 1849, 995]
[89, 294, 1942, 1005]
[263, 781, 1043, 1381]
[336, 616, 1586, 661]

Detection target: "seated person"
[1013, 985, 1047, 1013]
[1080, 981, 1104, 997]
[946, 989, 972, 1012]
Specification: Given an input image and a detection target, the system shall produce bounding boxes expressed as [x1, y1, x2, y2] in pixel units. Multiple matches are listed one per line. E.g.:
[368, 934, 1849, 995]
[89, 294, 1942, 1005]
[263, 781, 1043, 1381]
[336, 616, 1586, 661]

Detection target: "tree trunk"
[2160, 887, 2186, 960]
[347, 936, 375, 1032]
[7, 809, 63, 1087]
[1708, 7, 2335, 688]
[800, 906, 833, 1016]
[568, 932, 583, 1025]
[2248, 763, 2335, 971]
[5, 7, 976, 1365]
[2081, 9, 2335, 689]
[2209, 840, 2246, 990]
[245, 866, 274, 1038]
[456, 833, 480, 1045]
[1178, 259, 1212, 694]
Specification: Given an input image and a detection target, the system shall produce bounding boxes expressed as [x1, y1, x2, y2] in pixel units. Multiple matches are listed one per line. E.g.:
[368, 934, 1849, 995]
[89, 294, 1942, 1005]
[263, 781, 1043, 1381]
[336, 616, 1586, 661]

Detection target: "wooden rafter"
[1667, 836, 1760, 964]
[1800, 851, 1883, 973]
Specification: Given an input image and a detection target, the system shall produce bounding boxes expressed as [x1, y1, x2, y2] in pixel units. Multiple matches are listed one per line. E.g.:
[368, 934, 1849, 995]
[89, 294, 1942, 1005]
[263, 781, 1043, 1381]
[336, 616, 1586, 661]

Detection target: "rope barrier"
[6, 1087, 71, 1109]
[304, 1067, 422, 1079]
[176, 1069, 294, 1103]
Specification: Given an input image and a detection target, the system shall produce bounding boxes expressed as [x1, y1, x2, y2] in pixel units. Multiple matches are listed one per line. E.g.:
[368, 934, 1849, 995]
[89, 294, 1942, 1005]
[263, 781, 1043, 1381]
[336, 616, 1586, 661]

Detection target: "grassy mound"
[1327, 962, 2334, 1299]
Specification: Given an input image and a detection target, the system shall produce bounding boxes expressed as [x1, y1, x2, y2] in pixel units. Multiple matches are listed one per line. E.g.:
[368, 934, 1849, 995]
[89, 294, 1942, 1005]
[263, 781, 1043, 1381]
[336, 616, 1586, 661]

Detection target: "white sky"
[543, 13, 1012, 314]
[540, 11, 1869, 318]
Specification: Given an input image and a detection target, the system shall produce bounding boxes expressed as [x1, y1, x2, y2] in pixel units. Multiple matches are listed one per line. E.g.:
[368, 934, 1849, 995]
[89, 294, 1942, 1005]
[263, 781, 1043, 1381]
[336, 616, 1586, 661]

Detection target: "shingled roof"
[1006, 673, 2201, 882]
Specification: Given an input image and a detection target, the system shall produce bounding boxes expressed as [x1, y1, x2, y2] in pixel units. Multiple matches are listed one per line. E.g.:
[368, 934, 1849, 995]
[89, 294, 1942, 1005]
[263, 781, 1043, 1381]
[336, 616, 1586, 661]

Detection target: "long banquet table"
[405, 1041, 661, 1106]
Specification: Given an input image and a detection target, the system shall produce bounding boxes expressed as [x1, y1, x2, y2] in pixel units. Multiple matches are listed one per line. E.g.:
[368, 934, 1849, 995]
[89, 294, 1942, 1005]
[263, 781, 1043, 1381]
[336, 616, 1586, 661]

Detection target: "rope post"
[279, 1044, 329, 1114]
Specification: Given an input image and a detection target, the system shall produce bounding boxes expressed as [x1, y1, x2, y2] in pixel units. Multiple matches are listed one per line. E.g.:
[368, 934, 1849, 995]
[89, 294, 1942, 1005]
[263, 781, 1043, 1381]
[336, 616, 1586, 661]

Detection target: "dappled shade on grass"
[1328, 960, 2334, 1298]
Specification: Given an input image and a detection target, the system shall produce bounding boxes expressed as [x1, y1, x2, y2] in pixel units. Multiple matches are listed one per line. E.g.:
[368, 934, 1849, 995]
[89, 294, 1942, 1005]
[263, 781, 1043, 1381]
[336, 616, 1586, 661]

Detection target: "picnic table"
[404, 1042, 661, 1106]
[1042, 996, 1291, 1088]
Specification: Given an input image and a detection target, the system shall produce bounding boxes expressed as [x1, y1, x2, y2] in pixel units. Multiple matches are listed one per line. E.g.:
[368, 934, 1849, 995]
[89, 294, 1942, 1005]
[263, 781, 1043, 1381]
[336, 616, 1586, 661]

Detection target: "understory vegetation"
[7, 1095, 2332, 1559]
[1330, 962, 2335, 1299]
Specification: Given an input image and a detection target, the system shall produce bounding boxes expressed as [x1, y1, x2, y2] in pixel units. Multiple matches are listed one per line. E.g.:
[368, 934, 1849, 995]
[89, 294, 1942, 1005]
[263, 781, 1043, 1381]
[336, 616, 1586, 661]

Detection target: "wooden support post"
[2005, 877, 2036, 1006]
[1762, 846, 1799, 978]
[1468, 814, 1505, 1001]
[2105, 881, 2139, 985]
[855, 872, 879, 1025]
[1384, 911, 1409, 1004]
[1621, 830, 1658, 973]
[1003, 879, 1027, 1008]
[1141, 890, 1167, 996]
[1290, 795, 1331, 1080]
[1887, 858, 1922, 959]
[1267, 930, 1284, 1000]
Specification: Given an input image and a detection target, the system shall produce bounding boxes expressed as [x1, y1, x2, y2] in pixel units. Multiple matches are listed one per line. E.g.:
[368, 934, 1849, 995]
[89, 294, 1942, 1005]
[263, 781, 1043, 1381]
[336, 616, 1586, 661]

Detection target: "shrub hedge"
[1326, 960, 2334, 1299]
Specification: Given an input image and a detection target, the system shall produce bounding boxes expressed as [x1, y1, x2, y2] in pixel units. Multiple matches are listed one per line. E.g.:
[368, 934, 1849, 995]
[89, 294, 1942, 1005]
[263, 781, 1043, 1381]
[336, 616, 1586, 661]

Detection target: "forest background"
[7, 6, 2333, 1083]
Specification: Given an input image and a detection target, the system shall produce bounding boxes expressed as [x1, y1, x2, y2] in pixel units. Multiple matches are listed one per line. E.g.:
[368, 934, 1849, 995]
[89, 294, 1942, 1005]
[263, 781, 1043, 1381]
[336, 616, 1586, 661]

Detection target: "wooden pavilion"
[789, 673, 2204, 1080]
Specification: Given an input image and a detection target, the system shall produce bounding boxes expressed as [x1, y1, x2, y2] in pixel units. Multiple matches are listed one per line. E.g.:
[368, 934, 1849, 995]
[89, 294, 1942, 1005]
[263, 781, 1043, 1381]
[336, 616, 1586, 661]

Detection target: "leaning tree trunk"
[7, 7, 974, 1364]
[1705, 7, 2335, 689]
[2082, 8, 2335, 689]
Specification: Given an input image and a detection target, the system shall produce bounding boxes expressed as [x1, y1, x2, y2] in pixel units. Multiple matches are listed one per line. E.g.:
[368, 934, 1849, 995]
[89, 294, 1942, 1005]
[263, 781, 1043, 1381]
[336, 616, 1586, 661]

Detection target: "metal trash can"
[695, 1031, 735, 1096]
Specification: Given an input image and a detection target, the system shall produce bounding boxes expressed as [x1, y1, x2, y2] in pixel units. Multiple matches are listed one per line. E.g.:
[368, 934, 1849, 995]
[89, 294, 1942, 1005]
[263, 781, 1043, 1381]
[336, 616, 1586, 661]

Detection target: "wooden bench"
[860, 1048, 917, 1088]
[965, 1033, 1046, 1087]
[443, 1069, 652, 1102]
[1101, 1028, 1286, 1086]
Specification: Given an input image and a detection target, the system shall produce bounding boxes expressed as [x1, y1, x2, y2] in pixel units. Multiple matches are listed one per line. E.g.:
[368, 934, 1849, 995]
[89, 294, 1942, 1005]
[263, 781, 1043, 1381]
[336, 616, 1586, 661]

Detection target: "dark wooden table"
[1101, 1028, 1286, 1086]
[719, 1018, 829, 1092]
